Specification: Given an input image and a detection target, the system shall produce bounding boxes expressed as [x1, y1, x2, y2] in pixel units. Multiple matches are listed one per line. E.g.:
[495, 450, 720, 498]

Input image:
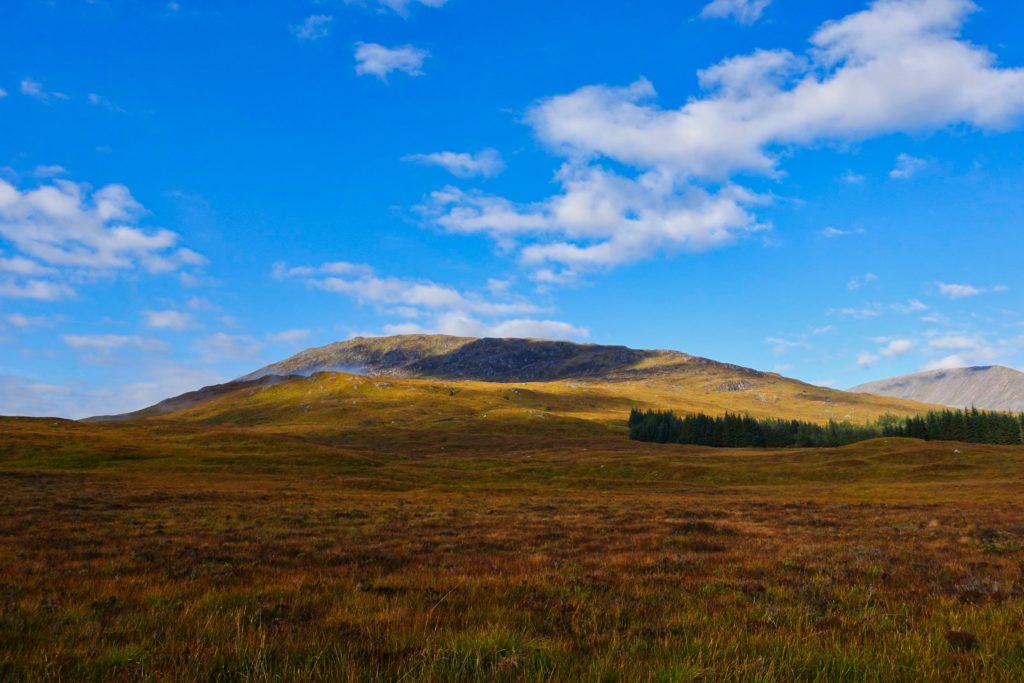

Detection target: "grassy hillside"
[111, 349, 936, 432]
[1, 411, 1024, 681]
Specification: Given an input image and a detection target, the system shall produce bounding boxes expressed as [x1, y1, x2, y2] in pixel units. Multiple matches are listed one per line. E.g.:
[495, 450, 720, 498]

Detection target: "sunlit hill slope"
[86, 335, 934, 442]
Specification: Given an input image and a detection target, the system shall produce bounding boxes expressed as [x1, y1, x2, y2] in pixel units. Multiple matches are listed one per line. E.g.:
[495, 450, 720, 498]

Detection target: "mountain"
[89, 334, 933, 425]
[240, 334, 760, 383]
[850, 365, 1024, 412]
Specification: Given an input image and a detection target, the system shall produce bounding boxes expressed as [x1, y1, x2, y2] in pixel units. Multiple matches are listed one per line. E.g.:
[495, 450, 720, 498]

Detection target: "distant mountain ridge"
[851, 366, 1024, 413]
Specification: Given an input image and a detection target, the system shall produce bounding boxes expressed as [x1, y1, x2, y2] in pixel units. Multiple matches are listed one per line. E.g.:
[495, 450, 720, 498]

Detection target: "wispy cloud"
[63, 334, 168, 353]
[20, 78, 68, 102]
[821, 226, 863, 238]
[699, 0, 772, 25]
[5, 313, 61, 330]
[354, 43, 429, 81]
[889, 153, 928, 180]
[346, 0, 448, 18]
[837, 170, 865, 185]
[856, 352, 878, 369]
[196, 332, 263, 363]
[275, 261, 587, 340]
[879, 338, 914, 357]
[403, 149, 505, 178]
[936, 281, 1008, 299]
[266, 329, 311, 344]
[829, 304, 882, 320]
[292, 14, 333, 41]
[847, 272, 877, 291]
[87, 93, 125, 113]
[765, 336, 811, 356]
[143, 309, 193, 331]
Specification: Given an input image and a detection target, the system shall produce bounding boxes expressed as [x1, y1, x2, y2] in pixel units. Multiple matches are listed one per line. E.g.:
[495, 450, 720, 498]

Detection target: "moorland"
[1, 337, 1023, 682]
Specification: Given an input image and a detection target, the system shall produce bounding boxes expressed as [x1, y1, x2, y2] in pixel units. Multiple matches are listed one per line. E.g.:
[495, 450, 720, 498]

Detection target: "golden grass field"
[1, 371, 1022, 681]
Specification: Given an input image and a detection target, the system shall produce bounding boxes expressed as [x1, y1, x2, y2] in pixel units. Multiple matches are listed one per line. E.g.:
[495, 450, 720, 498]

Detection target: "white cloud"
[87, 93, 124, 113]
[829, 303, 882, 319]
[765, 336, 811, 356]
[186, 296, 216, 311]
[314, 272, 538, 316]
[277, 261, 586, 340]
[919, 330, 1014, 369]
[0, 177, 204, 300]
[936, 281, 1006, 299]
[528, 0, 1024, 180]
[385, 314, 588, 340]
[700, 0, 773, 25]
[292, 14, 333, 41]
[143, 309, 193, 331]
[423, 166, 764, 270]
[822, 226, 863, 237]
[892, 298, 928, 313]
[196, 332, 263, 363]
[267, 328, 312, 344]
[0, 279, 74, 300]
[354, 43, 429, 81]
[847, 272, 877, 290]
[838, 170, 866, 184]
[20, 78, 67, 102]
[403, 149, 505, 178]
[857, 351, 879, 368]
[879, 338, 914, 356]
[33, 165, 67, 178]
[5, 313, 59, 329]
[923, 354, 970, 370]
[346, 0, 448, 18]
[20, 79, 44, 99]
[937, 282, 974, 296]
[423, 0, 1024, 277]
[0, 254, 57, 276]
[486, 277, 514, 295]
[63, 334, 168, 353]
[0, 88, 7, 98]
[927, 333, 984, 350]
[272, 260, 374, 280]
[889, 153, 928, 179]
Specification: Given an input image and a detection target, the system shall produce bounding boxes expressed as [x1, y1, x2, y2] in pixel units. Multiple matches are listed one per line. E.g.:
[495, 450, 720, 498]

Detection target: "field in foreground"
[2, 402, 1024, 683]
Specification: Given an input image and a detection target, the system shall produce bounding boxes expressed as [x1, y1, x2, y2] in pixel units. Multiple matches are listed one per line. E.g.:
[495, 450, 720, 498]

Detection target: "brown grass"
[0, 375, 1021, 681]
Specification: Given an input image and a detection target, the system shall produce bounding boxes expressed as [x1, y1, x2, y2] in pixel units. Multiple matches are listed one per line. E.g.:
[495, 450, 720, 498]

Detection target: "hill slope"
[90, 335, 935, 426]
[851, 365, 1024, 413]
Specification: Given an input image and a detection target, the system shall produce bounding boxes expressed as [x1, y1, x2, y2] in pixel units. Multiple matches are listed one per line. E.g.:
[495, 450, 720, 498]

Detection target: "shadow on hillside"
[408, 338, 652, 382]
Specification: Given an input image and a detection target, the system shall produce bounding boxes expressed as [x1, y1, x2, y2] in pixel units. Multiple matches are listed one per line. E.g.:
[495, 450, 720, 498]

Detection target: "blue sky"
[3, 0, 1024, 417]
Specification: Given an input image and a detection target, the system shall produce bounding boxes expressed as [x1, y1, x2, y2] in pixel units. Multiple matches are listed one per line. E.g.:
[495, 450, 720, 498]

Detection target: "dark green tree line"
[628, 408, 1024, 448]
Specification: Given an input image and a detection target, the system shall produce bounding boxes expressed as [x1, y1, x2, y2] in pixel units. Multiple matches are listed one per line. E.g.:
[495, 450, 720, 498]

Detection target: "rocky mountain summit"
[240, 334, 766, 384]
